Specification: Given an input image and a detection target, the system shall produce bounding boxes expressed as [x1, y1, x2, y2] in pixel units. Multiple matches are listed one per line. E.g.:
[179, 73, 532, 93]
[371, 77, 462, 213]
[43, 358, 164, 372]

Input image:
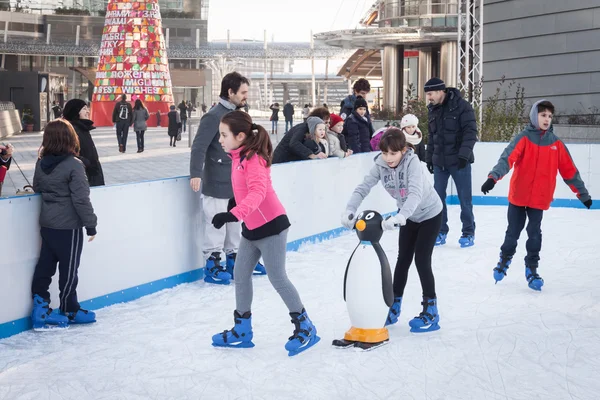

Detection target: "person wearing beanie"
[62, 99, 105, 186]
[340, 78, 371, 120]
[167, 104, 181, 147]
[303, 116, 329, 157]
[327, 113, 352, 158]
[424, 77, 478, 248]
[400, 114, 426, 162]
[343, 96, 374, 154]
[272, 107, 331, 164]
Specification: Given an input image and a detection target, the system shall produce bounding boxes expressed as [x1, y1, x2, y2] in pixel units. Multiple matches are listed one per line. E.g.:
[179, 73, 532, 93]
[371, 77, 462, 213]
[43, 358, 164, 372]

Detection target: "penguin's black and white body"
[333, 210, 394, 351]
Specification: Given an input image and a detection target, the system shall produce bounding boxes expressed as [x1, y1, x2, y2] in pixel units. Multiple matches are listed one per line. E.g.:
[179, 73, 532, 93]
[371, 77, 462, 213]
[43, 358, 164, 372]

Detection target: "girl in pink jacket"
[210, 111, 320, 356]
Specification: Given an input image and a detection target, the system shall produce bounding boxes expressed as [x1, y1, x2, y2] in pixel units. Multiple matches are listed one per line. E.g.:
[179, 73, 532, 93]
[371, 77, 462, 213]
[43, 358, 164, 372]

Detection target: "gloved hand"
[341, 211, 356, 229]
[381, 214, 407, 231]
[583, 198, 593, 209]
[458, 158, 468, 170]
[426, 162, 434, 174]
[481, 178, 496, 195]
[227, 197, 237, 212]
[212, 212, 238, 229]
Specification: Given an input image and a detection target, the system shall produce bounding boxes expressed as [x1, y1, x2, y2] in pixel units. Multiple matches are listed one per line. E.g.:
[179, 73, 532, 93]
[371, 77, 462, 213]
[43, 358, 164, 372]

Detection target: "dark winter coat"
[412, 142, 426, 162]
[189, 98, 237, 198]
[302, 137, 327, 156]
[426, 88, 478, 168]
[283, 103, 294, 121]
[168, 110, 181, 137]
[272, 122, 317, 164]
[70, 119, 105, 187]
[340, 94, 371, 120]
[112, 100, 133, 124]
[270, 104, 280, 121]
[178, 103, 188, 120]
[33, 155, 97, 234]
[344, 112, 374, 154]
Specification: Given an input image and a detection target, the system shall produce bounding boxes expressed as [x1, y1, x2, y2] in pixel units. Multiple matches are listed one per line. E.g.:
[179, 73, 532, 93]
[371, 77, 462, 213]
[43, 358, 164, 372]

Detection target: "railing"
[378, 0, 461, 28]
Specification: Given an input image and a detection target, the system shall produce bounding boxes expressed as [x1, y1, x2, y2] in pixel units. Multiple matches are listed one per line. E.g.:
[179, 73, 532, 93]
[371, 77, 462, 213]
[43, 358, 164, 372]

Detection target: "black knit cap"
[62, 99, 87, 121]
[424, 77, 446, 92]
[354, 96, 368, 110]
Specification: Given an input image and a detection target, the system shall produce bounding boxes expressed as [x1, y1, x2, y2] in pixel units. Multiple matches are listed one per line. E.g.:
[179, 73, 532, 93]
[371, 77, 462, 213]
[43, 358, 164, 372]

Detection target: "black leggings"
[393, 212, 442, 299]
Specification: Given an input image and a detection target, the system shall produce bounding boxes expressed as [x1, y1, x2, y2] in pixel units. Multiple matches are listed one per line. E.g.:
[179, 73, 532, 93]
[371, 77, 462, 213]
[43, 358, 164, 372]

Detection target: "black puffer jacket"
[33, 155, 97, 234]
[272, 122, 315, 164]
[426, 88, 478, 168]
[70, 119, 105, 187]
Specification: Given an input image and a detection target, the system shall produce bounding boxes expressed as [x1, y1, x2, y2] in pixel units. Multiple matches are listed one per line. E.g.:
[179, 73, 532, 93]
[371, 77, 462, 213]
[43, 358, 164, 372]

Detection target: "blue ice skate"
[31, 295, 69, 331]
[525, 266, 544, 291]
[459, 235, 475, 248]
[253, 262, 267, 276]
[62, 308, 96, 324]
[225, 253, 267, 279]
[385, 297, 403, 326]
[204, 252, 231, 285]
[212, 310, 255, 348]
[285, 309, 320, 356]
[435, 233, 447, 246]
[494, 253, 512, 283]
[409, 297, 441, 333]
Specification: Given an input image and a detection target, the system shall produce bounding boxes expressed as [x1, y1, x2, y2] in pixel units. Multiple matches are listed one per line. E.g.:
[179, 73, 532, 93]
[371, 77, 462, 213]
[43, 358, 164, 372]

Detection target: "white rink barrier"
[1, 144, 597, 339]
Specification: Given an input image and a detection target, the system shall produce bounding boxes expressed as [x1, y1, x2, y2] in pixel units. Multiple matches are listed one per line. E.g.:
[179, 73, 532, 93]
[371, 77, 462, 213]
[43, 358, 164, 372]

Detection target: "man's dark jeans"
[433, 163, 475, 237]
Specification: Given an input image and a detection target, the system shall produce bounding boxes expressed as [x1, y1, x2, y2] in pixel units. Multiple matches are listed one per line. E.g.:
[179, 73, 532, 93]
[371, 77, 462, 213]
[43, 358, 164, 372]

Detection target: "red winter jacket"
[489, 126, 590, 210]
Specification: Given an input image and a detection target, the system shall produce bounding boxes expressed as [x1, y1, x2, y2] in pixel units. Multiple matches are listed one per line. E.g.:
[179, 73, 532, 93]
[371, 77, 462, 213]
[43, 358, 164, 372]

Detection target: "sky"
[207, 0, 373, 42]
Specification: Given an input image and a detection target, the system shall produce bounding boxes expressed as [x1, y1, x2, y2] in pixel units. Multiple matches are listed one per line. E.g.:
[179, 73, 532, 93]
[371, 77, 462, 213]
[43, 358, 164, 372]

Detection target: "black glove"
[481, 178, 496, 195]
[426, 162, 434, 174]
[583, 199, 593, 209]
[212, 212, 238, 229]
[227, 197, 237, 212]
[458, 158, 468, 170]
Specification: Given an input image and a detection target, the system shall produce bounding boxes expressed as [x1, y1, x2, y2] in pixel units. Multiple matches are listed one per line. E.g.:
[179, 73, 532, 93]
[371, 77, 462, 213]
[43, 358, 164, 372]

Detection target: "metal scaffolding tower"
[457, 0, 483, 120]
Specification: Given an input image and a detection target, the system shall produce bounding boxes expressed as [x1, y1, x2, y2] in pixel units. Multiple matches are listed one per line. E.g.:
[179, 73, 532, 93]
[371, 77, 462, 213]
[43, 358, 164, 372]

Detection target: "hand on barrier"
[316, 153, 327, 159]
[190, 177, 201, 192]
[381, 214, 406, 231]
[341, 211, 356, 229]
[88, 235, 96, 243]
[583, 198, 593, 209]
[212, 212, 238, 229]
[481, 178, 496, 195]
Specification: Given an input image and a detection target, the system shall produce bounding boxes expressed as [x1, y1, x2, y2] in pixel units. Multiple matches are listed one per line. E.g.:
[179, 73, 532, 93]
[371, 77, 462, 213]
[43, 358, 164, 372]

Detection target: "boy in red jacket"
[481, 100, 592, 291]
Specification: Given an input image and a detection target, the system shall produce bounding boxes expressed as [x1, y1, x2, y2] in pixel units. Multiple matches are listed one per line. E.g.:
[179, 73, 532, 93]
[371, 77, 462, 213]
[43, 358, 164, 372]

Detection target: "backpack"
[119, 104, 129, 120]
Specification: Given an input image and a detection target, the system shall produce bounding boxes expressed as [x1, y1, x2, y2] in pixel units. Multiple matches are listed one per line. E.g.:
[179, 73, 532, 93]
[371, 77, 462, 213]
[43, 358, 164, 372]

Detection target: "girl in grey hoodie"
[341, 128, 443, 333]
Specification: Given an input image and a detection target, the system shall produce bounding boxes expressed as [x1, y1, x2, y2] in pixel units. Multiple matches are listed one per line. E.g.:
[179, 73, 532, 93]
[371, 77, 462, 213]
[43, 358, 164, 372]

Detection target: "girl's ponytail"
[221, 111, 273, 166]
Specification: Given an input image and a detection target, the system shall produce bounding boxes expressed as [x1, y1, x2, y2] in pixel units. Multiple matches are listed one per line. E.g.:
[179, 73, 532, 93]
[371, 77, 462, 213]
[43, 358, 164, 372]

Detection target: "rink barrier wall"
[1, 143, 598, 339]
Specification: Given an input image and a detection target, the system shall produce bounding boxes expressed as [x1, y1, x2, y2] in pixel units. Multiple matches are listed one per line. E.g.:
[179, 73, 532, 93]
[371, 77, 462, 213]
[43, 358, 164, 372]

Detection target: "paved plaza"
[1, 117, 287, 197]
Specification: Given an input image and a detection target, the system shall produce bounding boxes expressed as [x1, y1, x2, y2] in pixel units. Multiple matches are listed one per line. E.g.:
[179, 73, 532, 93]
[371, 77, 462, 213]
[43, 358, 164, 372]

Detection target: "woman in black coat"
[62, 99, 105, 186]
[168, 105, 181, 147]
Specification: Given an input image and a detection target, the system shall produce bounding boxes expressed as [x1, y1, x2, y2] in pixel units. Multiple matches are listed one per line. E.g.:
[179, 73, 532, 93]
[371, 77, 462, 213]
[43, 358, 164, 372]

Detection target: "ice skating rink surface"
[1, 206, 599, 400]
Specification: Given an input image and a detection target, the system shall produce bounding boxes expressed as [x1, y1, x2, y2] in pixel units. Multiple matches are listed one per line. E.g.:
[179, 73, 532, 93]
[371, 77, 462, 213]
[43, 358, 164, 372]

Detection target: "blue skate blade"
[33, 324, 69, 332]
[528, 280, 544, 291]
[204, 276, 231, 285]
[460, 242, 474, 248]
[410, 323, 441, 333]
[212, 341, 255, 349]
[288, 335, 320, 357]
[253, 263, 267, 276]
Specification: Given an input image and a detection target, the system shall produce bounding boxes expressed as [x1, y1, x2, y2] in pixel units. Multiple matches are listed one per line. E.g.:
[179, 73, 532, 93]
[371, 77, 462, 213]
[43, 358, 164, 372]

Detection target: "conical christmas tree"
[90, 0, 174, 127]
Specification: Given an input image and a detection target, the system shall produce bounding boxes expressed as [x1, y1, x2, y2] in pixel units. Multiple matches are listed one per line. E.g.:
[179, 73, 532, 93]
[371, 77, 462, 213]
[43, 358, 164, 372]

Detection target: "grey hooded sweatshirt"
[346, 150, 442, 223]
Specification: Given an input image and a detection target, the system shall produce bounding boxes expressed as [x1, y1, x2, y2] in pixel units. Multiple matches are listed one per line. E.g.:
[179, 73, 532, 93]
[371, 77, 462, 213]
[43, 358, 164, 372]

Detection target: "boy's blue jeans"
[433, 164, 476, 237]
[500, 203, 543, 267]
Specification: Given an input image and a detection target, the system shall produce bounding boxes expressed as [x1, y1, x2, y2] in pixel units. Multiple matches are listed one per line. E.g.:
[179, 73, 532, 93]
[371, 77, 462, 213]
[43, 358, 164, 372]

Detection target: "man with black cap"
[424, 77, 478, 248]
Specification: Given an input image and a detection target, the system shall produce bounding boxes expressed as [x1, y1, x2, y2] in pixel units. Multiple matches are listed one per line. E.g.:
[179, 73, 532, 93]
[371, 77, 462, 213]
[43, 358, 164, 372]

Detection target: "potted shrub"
[22, 107, 35, 132]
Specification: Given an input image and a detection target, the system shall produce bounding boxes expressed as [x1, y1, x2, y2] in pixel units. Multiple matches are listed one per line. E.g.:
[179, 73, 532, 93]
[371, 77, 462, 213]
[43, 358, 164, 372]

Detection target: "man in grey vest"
[190, 72, 265, 285]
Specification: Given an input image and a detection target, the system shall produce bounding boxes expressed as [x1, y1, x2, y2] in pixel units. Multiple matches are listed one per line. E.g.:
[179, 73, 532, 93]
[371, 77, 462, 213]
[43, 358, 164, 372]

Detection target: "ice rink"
[1, 206, 599, 400]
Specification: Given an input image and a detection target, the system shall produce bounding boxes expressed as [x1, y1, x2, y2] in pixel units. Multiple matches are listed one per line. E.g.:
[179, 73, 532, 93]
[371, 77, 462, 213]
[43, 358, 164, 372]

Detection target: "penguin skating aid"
[332, 211, 394, 351]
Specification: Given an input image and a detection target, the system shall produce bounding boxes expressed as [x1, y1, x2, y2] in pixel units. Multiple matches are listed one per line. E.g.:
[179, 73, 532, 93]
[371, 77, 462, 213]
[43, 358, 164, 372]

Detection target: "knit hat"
[307, 116, 324, 135]
[424, 77, 446, 92]
[400, 114, 419, 130]
[354, 96, 368, 110]
[62, 99, 87, 121]
[329, 113, 343, 129]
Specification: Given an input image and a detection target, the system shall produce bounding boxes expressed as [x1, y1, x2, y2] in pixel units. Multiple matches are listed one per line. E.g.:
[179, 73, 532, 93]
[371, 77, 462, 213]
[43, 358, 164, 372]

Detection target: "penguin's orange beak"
[355, 220, 366, 231]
